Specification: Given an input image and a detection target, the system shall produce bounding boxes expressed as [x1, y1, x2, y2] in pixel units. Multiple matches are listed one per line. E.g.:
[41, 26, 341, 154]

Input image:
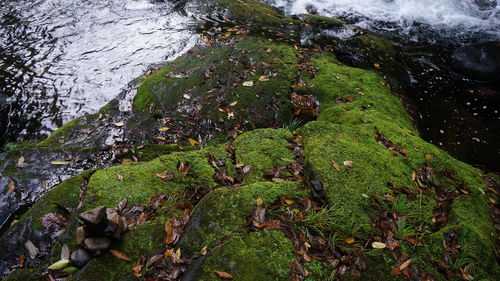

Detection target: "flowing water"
[0, 0, 198, 144]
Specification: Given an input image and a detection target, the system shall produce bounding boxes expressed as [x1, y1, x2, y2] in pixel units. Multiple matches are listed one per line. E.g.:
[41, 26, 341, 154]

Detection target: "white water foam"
[263, 0, 500, 39]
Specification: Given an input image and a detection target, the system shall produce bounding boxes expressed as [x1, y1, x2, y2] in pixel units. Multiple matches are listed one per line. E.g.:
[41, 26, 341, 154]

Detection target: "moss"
[180, 181, 302, 256]
[37, 114, 99, 147]
[85, 149, 218, 207]
[195, 0, 294, 26]
[193, 230, 296, 281]
[348, 33, 396, 57]
[305, 260, 333, 281]
[233, 129, 295, 184]
[300, 14, 345, 28]
[2, 269, 41, 281]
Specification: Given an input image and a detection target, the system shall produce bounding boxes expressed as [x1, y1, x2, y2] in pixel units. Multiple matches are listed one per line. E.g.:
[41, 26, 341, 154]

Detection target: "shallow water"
[0, 0, 198, 144]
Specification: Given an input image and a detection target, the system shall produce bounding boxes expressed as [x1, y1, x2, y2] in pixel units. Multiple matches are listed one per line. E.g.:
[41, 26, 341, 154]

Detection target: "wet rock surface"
[0, 1, 499, 281]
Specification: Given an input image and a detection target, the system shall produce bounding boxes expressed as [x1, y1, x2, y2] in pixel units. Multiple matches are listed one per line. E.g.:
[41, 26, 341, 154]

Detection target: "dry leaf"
[158, 127, 170, 132]
[242, 81, 254, 87]
[256, 197, 264, 206]
[113, 122, 125, 127]
[258, 76, 269, 81]
[132, 263, 143, 277]
[214, 271, 233, 279]
[50, 161, 70, 165]
[110, 249, 132, 262]
[17, 156, 25, 168]
[229, 101, 238, 107]
[343, 161, 354, 168]
[179, 162, 190, 175]
[399, 259, 412, 270]
[345, 238, 355, 244]
[156, 172, 174, 181]
[7, 180, 15, 193]
[331, 160, 340, 171]
[372, 242, 386, 249]
[200, 246, 208, 256]
[285, 199, 295, 205]
[188, 138, 198, 146]
[117, 174, 124, 181]
[24, 240, 39, 259]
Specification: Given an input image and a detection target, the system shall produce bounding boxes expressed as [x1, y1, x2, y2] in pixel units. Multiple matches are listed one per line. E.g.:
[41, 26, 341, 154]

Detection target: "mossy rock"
[180, 181, 304, 280]
[233, 128, 295, 184]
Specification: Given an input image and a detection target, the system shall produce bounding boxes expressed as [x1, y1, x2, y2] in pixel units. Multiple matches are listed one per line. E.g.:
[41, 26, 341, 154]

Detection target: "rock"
[70, 249, 91, 268]
[474, 0, 497, 9]
[83, 237, 111, 253]
[107, 212, 125, 239]
[75, 227, 86, 245]
[78, 206, 106, 226]
[452, 41, 500, 81]
[103, 221, 118, 237]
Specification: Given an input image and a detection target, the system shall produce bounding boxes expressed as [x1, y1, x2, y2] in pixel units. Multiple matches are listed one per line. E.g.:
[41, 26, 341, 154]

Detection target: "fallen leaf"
[50, 161, 70, 165]
[48, 259, 70, 270]
[345, 238, 355, 244]
[17, 156, 25, 168]
[242, 81, 254, 87]
[178, 162, 190, 175]
[256, 197, 264, 206]
[110, 249, 132, 262]
[156, 172, 174, 181]
[24, 240, 39, 259]
[158, 127, 170, 132]
[372, 242, 386, 249]
[399, 259, 412, 270]
[331, 160, 340, 171]
[117, 174, 124, 181]
[60, 244, 70, 260]
[229, 101, 238, 107]
[258, 76, 269, 82]
[285, 199, 295, 205]
[7, 180, 15, 193]
[146, 254, 163, 267]
[200, 246, 208, 256]
[132, 264, 143, 277]
[18, 255, 25, 267]
[343, 161, 354, 168]
[188, 138, 199, 146]
[113, 122, 125, 127]
[214, 271, 233, 279]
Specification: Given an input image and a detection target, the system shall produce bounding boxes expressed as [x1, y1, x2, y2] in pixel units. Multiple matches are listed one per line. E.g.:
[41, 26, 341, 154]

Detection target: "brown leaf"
[178, 162, 190, 175]
[345, 237, 355, 244]
[146, 254, 164, 267]
[116, 174, 124, 181]
[200, 246, 208, 256]
[132, 263, 143, 277]
[156, 172, 174, 181]
[7, 180, 15, 193]
[399, 259, 412, 271]
[214, 271, 233, 279]
[110, 249, 132, 262]
[18, 255, 25, 267]
[331, 160, 340, 171]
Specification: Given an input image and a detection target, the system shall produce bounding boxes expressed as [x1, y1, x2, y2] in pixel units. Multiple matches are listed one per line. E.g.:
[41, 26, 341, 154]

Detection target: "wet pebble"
[70, 249, 91, 268]
[78, 206, 106, 225]
[84, 237, 111, 252]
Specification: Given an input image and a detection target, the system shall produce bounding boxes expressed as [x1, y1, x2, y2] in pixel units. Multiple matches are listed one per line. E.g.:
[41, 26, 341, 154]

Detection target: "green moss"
[348, 33, 396, 57]
[300, 14, 345, 27]
[180, 181, 303, 256]
[233, 128, 295, 184]
[2, 269, 40, 281]
[194, 230, 296, 281]
[85, 149, 217, 207]
[37, 114, 99, 147]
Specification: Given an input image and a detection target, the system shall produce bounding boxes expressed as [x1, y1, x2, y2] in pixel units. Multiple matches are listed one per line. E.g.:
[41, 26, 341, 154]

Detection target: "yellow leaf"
[188, 138, 199, 146]
[200, 246, 208, 256]
[285, 199, 295, 205]
[158, 127, 170, 132]
[345, 238, 355, 244]
[50, 161, 70, 165]
[110, 249, 132, 262]
[48, 259, 70, 270]
[113, 122, 125, 127]
[372, 242, 386, 249]
[256, 197, 264, 206]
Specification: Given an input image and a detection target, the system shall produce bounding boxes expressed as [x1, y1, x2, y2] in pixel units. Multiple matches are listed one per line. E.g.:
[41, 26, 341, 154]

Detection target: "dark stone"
[474, 0, 497, 9]
[78, 206, 107, 226]
[103, 221, 118, 237]
[83, 237, 111, 252]
[452, 41, 500, 81]
[70, 249, 91, 268]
